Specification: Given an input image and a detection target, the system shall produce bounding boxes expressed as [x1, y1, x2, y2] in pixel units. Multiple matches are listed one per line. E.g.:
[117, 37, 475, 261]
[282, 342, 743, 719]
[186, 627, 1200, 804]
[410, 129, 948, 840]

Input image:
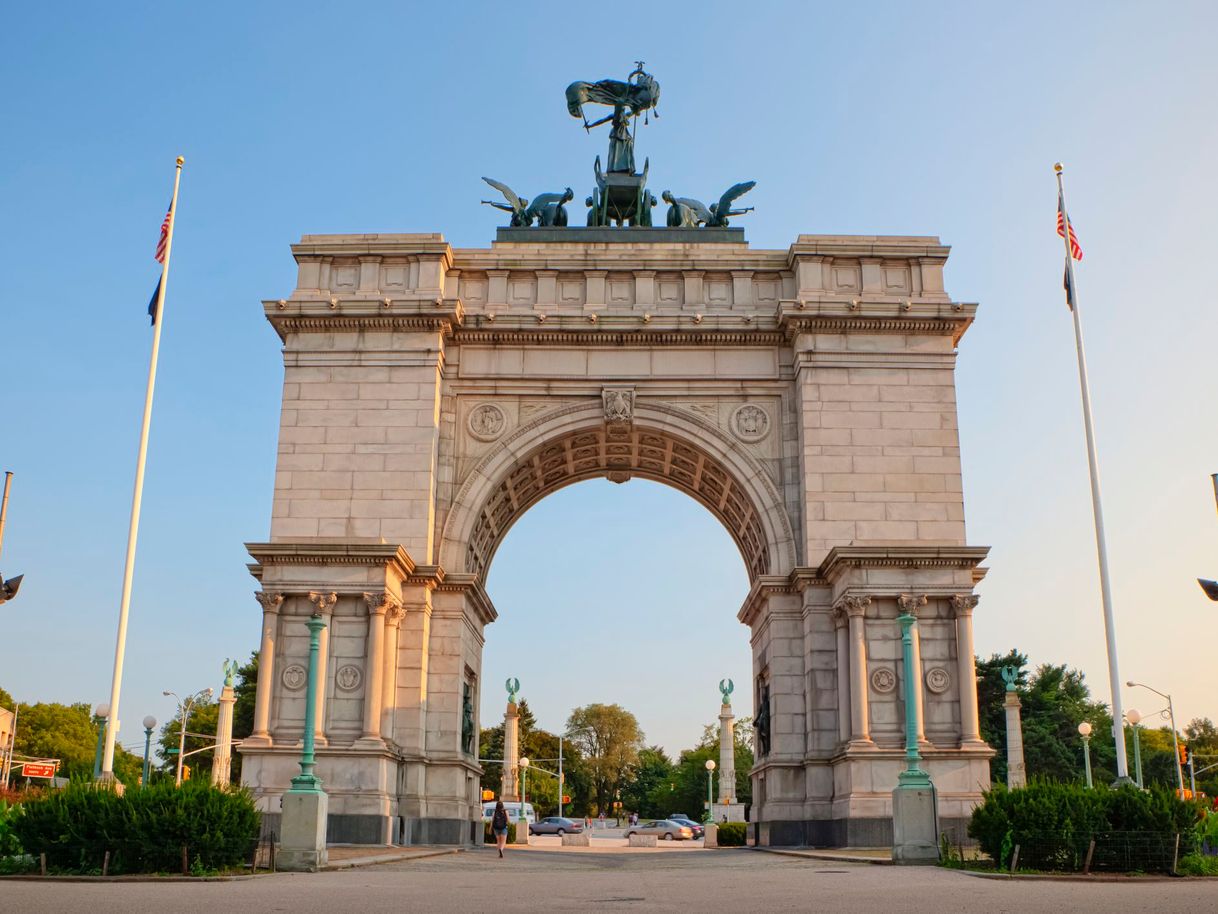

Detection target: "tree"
[620, 746, 674, 818]
[1185, 717, 1218, 797]
[566, 703, 643, 815]
[3, 698, 141, 784]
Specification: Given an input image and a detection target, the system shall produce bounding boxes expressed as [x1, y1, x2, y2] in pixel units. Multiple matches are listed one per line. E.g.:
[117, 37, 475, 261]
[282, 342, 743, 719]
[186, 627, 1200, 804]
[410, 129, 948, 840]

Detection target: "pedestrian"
[492, 799, 510, 858]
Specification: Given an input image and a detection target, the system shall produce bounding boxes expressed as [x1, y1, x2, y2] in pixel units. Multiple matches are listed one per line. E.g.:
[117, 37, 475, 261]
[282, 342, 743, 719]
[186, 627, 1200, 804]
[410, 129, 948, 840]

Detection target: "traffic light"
[1179, 743, 1189, 766]
[182, 764, 192, 781]
[481, 789, 494, 801]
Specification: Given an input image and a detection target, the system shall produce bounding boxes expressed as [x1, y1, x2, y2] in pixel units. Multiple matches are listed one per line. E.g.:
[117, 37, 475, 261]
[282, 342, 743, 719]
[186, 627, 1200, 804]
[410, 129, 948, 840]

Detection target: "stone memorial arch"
[240, 228, 993, 847]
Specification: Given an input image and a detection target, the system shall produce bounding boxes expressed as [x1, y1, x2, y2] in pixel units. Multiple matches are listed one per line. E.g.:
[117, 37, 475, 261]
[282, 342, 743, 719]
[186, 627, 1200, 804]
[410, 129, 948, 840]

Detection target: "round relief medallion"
[468, 403, 507, 441]
[731, 404, 770, 442]
[870, 667, 897, 693]
[335, 664, 363, 692]
[925, 668, 951, 694]
[281, 664, 306, 691]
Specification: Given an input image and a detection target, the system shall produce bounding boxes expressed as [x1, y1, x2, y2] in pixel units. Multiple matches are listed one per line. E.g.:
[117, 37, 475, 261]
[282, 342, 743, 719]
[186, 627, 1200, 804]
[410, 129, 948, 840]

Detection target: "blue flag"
[148, 277, 161, 325]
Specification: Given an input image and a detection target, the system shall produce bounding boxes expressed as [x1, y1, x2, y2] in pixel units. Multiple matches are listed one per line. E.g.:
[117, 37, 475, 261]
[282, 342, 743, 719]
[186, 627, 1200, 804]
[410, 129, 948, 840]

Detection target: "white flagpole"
[101, 156, 184, 779]
[1054, 162, 1130, 783]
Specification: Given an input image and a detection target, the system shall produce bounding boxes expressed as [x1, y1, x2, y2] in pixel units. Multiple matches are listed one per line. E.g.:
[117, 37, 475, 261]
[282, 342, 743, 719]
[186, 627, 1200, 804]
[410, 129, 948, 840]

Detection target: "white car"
[481, 801, 536, 825]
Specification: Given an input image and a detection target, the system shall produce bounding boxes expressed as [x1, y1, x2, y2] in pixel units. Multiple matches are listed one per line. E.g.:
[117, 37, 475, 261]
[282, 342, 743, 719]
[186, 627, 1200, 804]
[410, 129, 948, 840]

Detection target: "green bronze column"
[291, 613, 327, 793]
[896, 610, 932, 789]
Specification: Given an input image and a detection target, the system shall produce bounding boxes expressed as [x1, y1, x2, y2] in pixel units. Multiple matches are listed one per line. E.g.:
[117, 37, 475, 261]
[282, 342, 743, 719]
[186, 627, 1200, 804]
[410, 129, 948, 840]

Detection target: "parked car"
[624, 819, 694, 841]
[666, 815, 704, 838]
[529, 816, 583, 836]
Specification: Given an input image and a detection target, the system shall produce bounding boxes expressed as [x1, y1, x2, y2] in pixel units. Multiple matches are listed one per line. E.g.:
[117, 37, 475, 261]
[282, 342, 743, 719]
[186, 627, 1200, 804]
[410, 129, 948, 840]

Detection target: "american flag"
[154, 199, 172, 263]
[1057, 192, 1083, 260]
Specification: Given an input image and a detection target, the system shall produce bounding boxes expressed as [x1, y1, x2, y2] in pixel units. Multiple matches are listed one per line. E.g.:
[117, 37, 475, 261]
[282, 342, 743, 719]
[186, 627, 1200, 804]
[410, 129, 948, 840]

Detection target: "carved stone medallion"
[731, 404, 770, 442]
[281, 664, 307, 691]
[870, 667, 897, 693]
[468, 403, 507, 441]
[925, 668, 951, 694]
[335, 664, 363, 692]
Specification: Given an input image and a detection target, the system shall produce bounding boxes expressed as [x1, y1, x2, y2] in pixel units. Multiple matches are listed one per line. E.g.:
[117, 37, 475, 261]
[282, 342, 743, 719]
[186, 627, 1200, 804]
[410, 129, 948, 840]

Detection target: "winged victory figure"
[662, 181, 757, 228]
[524, 187, 575, 227]
[481, 177, 530, 226]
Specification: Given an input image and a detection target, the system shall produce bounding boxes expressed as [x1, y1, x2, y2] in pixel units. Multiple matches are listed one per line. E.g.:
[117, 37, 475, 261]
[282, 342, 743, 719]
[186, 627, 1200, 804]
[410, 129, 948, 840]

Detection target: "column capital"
[835, 593, 871, 618]
[363, 591, 401, 617]
[308, 591, 338, 615]
[832, 607, 850, 630]
[897, 593, 928, 616]
[951, 593, 980, 617]
[255, 591, 285, 614]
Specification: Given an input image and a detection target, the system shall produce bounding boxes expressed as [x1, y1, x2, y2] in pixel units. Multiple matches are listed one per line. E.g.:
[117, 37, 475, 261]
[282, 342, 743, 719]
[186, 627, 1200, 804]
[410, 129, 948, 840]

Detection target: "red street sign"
[21, 762, 56, 779]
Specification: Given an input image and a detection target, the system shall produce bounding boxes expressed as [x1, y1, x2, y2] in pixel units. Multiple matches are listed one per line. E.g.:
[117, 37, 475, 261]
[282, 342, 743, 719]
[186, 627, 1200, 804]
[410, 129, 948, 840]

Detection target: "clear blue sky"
[2, 2, 1216, 756]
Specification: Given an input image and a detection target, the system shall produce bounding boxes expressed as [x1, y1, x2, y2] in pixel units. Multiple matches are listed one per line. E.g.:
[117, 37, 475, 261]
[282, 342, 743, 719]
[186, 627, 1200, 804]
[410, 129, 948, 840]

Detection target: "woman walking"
[492, 799, 510, 858]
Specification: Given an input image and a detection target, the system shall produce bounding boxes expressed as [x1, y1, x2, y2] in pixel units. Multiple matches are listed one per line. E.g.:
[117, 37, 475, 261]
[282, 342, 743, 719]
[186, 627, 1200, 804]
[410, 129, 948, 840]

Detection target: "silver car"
[624, 819, 694, 841]
[529, 816, 583, 836]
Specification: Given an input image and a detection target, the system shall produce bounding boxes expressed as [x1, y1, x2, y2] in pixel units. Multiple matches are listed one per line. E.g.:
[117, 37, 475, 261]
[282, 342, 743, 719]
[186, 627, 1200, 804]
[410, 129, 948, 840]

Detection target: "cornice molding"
[436, 572, 498, 626]
[245, 541, 418, 582]
[819, 546, 991, 583]
[452, 328, 785, 347]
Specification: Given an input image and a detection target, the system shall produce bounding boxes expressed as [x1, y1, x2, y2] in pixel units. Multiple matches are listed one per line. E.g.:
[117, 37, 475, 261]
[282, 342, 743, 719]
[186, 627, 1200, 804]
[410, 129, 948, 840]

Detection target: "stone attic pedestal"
[211, 684, 236, 787]
[502, 703, 519, 802]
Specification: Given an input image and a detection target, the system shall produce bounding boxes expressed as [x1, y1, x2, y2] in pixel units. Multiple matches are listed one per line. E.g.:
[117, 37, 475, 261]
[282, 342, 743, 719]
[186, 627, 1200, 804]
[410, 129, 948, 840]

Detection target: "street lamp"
[518, 757, 530, 827]
[1125, 708, 1144, 788]
[1127, 681, 1184, 793]
[92, 703, 110, 780]
[705, 759, 716, 824]
[163, 687, 213, 786]
[141, 715, 157, 787]
[1078, 721, 1093, 788]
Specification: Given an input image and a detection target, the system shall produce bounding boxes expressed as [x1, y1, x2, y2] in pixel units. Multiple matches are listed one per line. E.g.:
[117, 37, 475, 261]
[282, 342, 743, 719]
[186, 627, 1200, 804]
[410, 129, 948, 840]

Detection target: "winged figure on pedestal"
[662, 181, 757, 228]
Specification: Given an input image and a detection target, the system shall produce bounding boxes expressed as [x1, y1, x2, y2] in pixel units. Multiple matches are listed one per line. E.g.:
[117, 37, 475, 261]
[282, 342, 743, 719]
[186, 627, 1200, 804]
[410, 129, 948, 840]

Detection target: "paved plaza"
[5, 847, 1217, 914]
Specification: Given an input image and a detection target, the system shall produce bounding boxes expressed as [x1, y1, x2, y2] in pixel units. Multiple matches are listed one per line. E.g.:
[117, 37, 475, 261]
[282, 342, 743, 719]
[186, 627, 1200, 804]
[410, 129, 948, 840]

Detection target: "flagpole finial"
[1053, 162, 1063, 174]
[176, 156, 185, 166]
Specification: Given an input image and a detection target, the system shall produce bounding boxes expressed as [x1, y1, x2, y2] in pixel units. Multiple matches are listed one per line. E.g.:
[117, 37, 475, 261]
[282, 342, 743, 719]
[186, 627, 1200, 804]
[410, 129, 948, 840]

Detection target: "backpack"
[492, 807, 508, 829]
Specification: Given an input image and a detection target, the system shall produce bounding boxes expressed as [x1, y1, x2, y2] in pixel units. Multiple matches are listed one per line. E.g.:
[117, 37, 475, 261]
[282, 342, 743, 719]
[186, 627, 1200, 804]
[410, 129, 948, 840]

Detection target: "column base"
[353, 736, 387, 750]
[845, 738, 877, 751]
[242, 734, 272, 748]
[959, 738, 989, 750]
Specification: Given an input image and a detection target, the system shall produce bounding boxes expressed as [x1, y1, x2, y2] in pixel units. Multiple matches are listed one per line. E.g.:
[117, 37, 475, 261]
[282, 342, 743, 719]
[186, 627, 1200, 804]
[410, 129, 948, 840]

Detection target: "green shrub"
[0, 799, 23, 857]
[483, 821, 517, 844]
[716, 822, 747, 846]
[12, 778, 260, 874]
[968, 781, 1197, 873]
[1177, 853, 1218, 877]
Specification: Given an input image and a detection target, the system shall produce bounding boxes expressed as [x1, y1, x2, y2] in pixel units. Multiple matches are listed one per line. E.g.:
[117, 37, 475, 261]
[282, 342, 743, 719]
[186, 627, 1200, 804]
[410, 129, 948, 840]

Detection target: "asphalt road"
[4, 847, 1216, 914]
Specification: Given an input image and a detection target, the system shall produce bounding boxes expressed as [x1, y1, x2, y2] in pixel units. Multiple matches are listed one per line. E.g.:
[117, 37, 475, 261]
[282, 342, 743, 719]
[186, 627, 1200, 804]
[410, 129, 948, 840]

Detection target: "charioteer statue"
[480, 63, 756, 233]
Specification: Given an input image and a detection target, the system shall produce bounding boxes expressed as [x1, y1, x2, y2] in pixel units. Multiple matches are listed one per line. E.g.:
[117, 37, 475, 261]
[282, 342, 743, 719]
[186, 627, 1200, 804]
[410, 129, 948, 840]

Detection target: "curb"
[752, 847, 893, 865]
[0, 873, 256, 882]
[322, 848, 462, 870]
[957, 869, 1202, 883]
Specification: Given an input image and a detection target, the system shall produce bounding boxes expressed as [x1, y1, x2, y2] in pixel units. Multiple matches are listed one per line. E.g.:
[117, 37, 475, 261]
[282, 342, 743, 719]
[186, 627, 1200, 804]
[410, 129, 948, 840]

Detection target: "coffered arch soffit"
[439, 402, 798, 585]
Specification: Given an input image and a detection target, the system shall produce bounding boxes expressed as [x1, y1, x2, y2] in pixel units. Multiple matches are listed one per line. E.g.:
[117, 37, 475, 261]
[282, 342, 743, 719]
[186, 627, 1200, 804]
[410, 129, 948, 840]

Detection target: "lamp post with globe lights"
[92, 703, 110, 780]
[1127, 681, 1184, 792]
[1078, 721, 1093, 788]
[1125, 708, 1144, 788]
[705, 759, 716, 824]
[163, 687, 213, 786]
[141, 715, 157, 787]
[518, 756, 530, 832]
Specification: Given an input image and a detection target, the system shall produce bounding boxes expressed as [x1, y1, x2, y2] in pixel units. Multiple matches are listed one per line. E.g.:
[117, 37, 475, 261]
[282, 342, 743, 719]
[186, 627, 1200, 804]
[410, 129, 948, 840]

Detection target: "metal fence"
[957, 829, 1195, 875]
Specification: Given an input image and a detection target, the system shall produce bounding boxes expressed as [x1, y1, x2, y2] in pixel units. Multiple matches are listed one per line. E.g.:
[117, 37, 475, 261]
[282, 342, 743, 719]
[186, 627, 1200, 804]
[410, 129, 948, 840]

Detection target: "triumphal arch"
[241, 65, 993, 847]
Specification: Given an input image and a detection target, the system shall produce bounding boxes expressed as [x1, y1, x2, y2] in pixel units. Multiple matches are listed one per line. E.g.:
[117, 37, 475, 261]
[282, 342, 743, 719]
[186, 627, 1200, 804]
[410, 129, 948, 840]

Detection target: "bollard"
[40, 852, 46, 876]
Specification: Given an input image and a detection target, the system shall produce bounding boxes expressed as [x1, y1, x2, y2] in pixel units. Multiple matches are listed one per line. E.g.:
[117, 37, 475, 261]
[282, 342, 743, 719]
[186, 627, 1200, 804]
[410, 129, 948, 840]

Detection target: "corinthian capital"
[950, 593, 980, 617]
[308, 591, 338, 614]
[897, 593, 928, 616]
[835, 594, 872, 618]
[363, 591, 401, 616]
[254, 591, 285, 614]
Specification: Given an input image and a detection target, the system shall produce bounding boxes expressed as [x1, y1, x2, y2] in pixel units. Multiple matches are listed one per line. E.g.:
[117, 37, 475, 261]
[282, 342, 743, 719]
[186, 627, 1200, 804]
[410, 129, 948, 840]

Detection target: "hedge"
[12, 779, 260, 874]
[716, 822, 747, 846]
[968, 781, 1197, 872]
